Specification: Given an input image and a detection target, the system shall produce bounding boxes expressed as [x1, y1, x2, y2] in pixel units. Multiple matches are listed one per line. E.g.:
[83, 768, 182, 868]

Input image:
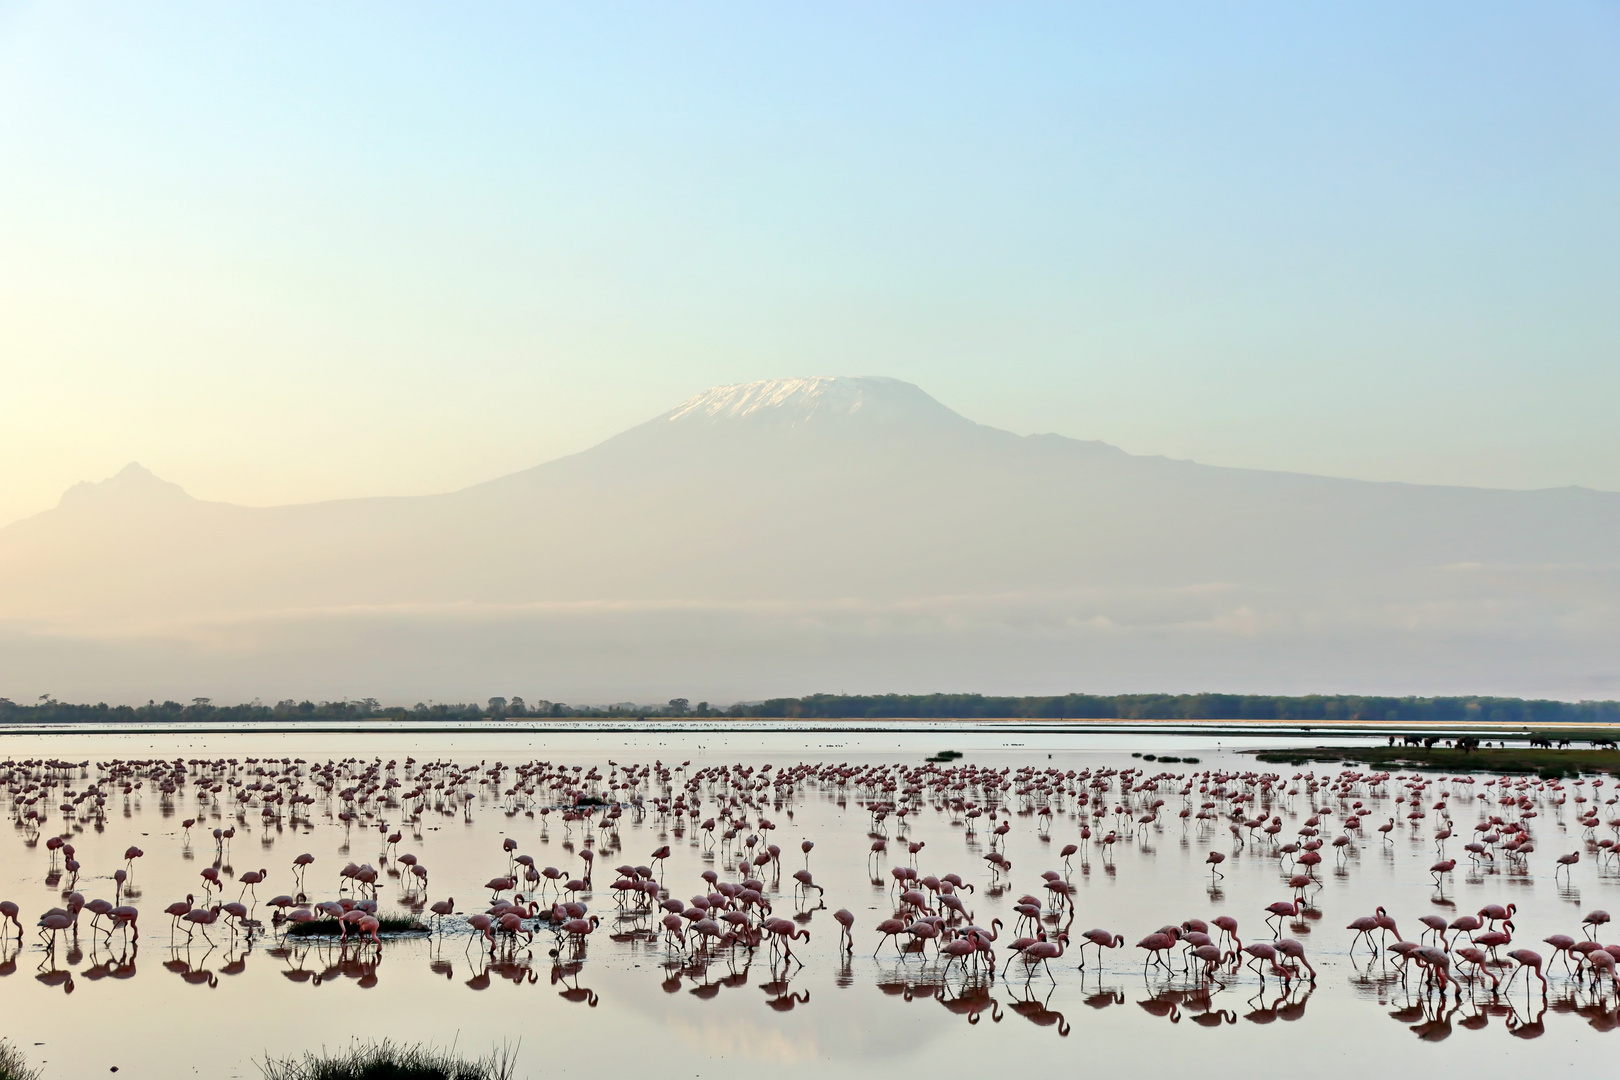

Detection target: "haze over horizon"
[5, 375, 1619, 706]
[3, 6, 1616, 706]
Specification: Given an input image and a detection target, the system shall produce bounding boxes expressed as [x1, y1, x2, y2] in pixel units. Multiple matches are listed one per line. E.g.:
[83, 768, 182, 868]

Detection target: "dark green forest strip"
[732, 693, 1620, 723]
[8, 691, 1620, 725]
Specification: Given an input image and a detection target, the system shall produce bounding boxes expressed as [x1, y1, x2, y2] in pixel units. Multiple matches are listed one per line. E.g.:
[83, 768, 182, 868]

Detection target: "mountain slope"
[2, 376, 1617, 700]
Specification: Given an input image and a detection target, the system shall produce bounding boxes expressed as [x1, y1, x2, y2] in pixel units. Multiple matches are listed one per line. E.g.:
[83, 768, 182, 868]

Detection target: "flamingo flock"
[2, 749, 1619, 1043]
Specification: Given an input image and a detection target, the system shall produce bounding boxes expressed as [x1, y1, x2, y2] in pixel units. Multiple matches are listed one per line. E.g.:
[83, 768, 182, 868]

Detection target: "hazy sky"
[2, 3, 1616, 526]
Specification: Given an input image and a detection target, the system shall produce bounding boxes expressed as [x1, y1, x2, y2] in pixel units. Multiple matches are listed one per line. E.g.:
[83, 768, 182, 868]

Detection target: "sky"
[2, 2, 1617, 527]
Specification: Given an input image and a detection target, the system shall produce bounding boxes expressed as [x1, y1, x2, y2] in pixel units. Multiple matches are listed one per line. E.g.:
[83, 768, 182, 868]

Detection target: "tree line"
[731, 692, 1620, 725]
[3, 692, 1618, 725]
[0, 695, 715, 724]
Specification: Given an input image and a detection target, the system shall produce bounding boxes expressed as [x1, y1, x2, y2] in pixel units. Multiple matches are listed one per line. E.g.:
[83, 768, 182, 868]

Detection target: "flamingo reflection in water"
[1007, 983, 1070, 1035]
[761, 976, 809, 1012]
[935, 981, 1000, 1025]
[164, 947, 219, 989]
[1243, 980, 1315, 1026]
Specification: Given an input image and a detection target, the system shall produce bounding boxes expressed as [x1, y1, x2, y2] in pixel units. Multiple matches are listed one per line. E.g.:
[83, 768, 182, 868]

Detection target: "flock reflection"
[4, 749, 1620, 1055]
[18, 920, 1620, 1043]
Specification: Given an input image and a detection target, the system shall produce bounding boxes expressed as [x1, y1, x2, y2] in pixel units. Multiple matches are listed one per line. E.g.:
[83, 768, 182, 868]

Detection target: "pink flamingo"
[221, 901, 250, 934]
[1273, 938, 1315, 981]
[163, 895, 195, 937]
[108, 905, 139, 943]
[762, 917, 809, 963]
[1474, 929, 1512, 960]
[496, 911, 530, 945]
[1241, 942, 1290, 982]
[1585, 949, 1617, 988]
[998, 925, 1044, 969]
[37, 911, 74, 950]
[429, 897, 455, 930]
[1542, 933, 1577, 973]
[873, 918, 907, 955]
[1453, 946, 1498, 991]
[85, 898, 115, 931]
[1263, 900, 1300, 937]
[1411, 945, 1458, 992]
[1020, 931, 1069, 982]
[1190, 943, 1227, 979]
[1137, 928, 1179, 972]
[238, 869, 267, 902]
[1417, 914, 1449, 948]
[1373, 907, 1400, 945]
[1346, 913, 1383, 956]
[467, 913, 496, 949]
[833, 908, 854, 953]
[181, 904, 222, 945]
[792, 870, 824, 902]
[904, 919, 943, 956]
[1076, 928, 1122, 968]
[938, 932, 981, 972]
[561, 915, 600, 949]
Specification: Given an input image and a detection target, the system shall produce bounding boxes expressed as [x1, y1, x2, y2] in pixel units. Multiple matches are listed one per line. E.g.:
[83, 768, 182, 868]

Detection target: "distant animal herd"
[1390, 734, 1618, 751]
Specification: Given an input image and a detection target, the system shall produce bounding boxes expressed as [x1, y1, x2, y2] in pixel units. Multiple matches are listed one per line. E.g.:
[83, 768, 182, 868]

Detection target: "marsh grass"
[258, 1039, 517, 1080]
[0, 1039, 41, 1080]
[286, 916, 429, 937]
[1252, 745, 1620, 778]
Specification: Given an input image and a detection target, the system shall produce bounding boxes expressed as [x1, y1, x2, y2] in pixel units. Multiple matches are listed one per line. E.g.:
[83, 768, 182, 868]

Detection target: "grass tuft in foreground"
[259, 1039, 516, 1080]
[0, 1040, 42, 1080]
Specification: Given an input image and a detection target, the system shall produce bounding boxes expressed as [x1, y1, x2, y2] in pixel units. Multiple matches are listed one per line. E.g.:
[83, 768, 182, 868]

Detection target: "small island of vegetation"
[1252, 743, 1620, 778]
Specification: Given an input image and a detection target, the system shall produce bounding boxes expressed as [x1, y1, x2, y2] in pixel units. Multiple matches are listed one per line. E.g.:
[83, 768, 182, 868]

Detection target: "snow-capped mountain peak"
[661, 376, 971, 431]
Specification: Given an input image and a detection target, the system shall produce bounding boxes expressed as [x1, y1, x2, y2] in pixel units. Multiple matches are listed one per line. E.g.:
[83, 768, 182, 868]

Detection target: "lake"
[1, 724, 1613, 1078]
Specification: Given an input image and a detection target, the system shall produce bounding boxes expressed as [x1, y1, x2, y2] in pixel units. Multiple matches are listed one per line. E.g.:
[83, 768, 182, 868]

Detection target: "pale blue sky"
[2, 3, 1616, 523]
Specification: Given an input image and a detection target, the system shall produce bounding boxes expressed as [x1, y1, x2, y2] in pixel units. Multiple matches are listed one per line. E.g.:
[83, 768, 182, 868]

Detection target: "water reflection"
[3, 742, 1620, 1078]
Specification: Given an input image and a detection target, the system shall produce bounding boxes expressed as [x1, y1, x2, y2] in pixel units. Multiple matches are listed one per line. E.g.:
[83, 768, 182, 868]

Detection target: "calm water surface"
[1, 726, 1615, 1078]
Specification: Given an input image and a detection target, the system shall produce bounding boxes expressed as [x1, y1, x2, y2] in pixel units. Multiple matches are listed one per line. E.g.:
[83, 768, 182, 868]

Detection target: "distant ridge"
[58, 462, 198, 509]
